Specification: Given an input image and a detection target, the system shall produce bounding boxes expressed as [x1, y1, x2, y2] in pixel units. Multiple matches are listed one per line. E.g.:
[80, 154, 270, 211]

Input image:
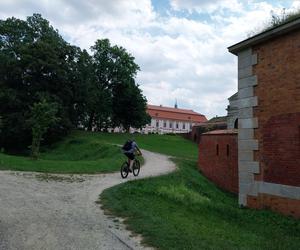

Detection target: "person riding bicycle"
[122, 139, 142, 172]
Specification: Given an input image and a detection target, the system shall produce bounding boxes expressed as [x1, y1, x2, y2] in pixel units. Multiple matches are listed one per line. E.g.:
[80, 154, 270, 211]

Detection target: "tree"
[112, 79, 150, 131]
[0, 14, 149, 151]
[27, 99, 59, 158]
[0, 14, 83, 150]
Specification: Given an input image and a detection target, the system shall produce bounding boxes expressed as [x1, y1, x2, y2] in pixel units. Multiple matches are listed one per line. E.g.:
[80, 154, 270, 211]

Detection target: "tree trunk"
[31, 133, 41, 159]
[87, 112, 95, 131]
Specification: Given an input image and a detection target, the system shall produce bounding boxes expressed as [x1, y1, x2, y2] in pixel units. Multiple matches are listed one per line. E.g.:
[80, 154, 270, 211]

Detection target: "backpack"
[122, 140, 133, 151]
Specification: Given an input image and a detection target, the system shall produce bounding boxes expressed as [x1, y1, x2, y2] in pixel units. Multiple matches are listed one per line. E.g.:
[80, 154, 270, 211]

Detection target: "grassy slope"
[0, 131, 124, 173]
[0, 130, 191, 173]
[101, 134, 300, 250]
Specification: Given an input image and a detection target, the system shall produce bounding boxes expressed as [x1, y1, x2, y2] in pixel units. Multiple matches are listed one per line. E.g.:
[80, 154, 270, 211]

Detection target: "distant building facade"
[226, 92, 239, 129]
[142, 104, 207, 134]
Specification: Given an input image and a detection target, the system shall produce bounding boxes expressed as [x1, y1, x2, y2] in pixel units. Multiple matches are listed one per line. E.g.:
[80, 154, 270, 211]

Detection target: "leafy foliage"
[27, 99, 59, 158]
[248, 8, 300, 37]
[0, 14, 149, 152]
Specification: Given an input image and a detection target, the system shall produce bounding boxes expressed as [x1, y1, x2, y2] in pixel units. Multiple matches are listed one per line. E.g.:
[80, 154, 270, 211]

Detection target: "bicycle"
[120, 157, 141, 179]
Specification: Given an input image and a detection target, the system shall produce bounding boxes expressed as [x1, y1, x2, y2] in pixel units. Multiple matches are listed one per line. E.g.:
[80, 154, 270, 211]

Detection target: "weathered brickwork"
[198, 132, 238, 193]
[228, 20, 300, 218]
[253, 30, 300, 187]
[247, 194, 300, 219]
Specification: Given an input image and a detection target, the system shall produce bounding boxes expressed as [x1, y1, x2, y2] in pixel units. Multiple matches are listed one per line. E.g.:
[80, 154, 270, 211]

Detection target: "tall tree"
[0, 14, 82, 150]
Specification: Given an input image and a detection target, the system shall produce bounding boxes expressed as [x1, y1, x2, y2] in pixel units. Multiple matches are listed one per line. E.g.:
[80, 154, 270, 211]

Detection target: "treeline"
[0, 14, 150, 153]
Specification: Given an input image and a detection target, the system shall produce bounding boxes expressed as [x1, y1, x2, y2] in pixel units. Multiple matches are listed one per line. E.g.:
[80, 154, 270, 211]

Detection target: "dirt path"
[0, 150, 175, 250]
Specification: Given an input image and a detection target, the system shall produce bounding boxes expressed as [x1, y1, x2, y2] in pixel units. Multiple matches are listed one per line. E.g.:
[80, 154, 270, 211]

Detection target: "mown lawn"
[101, 134, 300, 250]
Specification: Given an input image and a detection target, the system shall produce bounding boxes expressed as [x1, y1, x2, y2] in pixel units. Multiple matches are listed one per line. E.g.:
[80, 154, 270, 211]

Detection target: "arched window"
[234, 118, 238, 129]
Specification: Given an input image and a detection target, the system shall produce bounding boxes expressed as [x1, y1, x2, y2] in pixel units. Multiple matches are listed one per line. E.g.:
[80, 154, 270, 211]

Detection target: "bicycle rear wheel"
[120, 162, 129, 178]
[133, 159, 140, 176]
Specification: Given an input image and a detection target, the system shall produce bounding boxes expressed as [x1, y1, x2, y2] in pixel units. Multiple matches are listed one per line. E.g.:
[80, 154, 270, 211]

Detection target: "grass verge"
[101, 140, 300, 249]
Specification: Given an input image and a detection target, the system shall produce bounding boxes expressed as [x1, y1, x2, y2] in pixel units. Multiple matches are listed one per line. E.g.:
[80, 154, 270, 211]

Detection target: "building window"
[234, 119, 238, 129]
[163, 121, 166, 127]
[176, 123, 179, 129]
[156, 121, 159, 127]
[169, 122, 173, 128]
[183, 123, 185, 129]
[227, 144, 230, 156]
[216, 144, 219, 156]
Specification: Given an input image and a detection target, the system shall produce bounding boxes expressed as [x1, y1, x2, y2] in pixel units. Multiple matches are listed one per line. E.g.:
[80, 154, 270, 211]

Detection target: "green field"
[101, 133, 300, 250]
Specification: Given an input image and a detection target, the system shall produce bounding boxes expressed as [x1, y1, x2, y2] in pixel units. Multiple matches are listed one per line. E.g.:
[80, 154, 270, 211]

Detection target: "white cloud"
[170, 0, 243, 13]
[0, 1, 298, 119]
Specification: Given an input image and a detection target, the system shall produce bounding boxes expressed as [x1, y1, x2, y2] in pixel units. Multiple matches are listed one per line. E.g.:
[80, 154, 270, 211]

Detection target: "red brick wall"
[247, 194, 300, 219]
[253, 29, 300, 187]
[198, 133, 238, 193]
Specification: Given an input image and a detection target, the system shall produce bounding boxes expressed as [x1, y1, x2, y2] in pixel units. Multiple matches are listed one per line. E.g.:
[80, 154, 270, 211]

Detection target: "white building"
[141, 104, 207, 134]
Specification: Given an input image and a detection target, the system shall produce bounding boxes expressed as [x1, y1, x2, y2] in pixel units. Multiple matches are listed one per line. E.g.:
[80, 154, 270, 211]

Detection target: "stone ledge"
[239, 150, 253, 161]
[256, 181, 300, 200]
[238, 66, 252, 79]
[238, 139, 259, 151]
[238, 107, 253, 119]
[238, 75, 257, 89]
[238, 128, 254, 140]
[237, 96, 258, 108]
[239, 117, 258, 129]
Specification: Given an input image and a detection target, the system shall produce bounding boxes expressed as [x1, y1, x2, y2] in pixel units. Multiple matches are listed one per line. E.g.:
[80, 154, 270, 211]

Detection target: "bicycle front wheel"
[133, 159, 140, 176]
[120, 162, 129, 178]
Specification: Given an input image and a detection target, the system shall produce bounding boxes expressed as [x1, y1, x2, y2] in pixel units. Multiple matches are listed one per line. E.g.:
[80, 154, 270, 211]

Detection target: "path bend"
[0, 149, 176, 250]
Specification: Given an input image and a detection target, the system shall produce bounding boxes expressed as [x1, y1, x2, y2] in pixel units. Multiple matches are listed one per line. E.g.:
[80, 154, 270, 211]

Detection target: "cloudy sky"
[0, 0, 299, 119]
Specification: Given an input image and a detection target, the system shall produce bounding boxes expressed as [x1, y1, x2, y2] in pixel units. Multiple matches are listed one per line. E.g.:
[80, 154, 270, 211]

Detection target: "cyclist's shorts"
[124, 152, 135, 160]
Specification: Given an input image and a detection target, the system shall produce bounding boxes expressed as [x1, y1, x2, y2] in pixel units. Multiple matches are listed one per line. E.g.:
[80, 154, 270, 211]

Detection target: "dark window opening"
[156, 121, 159, 127]
[234, 118, 238, 129]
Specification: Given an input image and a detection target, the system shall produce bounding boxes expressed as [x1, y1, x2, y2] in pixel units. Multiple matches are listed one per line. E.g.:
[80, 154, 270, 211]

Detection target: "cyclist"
[122, 139, 142, 172]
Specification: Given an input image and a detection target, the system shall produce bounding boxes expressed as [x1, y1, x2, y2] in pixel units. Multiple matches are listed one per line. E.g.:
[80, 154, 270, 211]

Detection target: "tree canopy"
[0, 14, 150, 152]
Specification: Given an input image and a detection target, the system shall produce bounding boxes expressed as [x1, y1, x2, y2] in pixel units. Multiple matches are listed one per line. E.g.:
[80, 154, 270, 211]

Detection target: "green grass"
[1, 130, 299, 249]
[101, 135, 300, 250]
[0, 130, 193, 173]
[0, 131, 124, 173]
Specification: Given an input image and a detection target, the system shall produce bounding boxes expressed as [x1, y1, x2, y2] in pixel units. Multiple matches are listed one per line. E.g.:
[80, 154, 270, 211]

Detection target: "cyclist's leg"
[129, 153, 135, 170]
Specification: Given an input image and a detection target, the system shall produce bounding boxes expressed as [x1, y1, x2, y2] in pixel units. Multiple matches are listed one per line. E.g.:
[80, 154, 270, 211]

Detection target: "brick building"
[142, 104, 207, 134]
[228, 18, 300, 217]
[198, 18, 300, 218]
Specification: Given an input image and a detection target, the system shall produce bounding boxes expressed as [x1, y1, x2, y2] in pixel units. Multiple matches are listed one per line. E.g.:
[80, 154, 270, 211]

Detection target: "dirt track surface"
[0, 150, 175, 250]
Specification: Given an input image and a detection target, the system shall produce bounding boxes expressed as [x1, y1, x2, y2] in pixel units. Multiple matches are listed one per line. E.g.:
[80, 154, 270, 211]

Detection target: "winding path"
[0, 150, 175, 250]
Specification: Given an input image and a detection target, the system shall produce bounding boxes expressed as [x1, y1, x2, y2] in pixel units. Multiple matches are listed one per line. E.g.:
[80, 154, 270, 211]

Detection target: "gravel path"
[0, 150, 175, 250]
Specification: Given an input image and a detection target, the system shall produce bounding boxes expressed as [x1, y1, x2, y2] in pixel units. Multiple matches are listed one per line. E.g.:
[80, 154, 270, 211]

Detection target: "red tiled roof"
[147, 104, 207, 123]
